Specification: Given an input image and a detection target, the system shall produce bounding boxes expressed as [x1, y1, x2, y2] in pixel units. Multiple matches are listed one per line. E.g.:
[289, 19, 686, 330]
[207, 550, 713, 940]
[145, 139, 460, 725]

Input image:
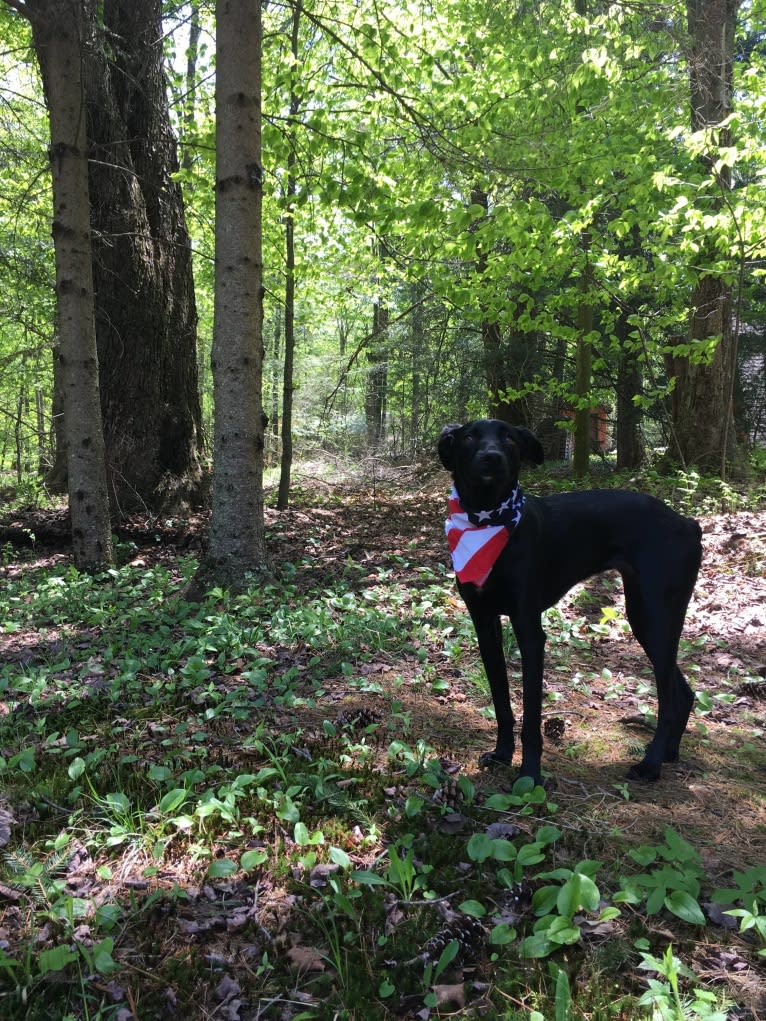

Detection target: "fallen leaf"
[286, 945, 326, 971]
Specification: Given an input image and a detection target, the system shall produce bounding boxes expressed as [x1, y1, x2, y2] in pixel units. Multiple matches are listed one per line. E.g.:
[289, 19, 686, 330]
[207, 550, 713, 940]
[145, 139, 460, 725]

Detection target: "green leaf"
[329, 846, 351, 869]
[158, 788, 187, 814]
[68, 757, 86, 780]
[92, 937, 117, 975]
[352, 869, 388, 886]
[489, 922, 516, 945]
[14, 747, 36, 773]
[458, 899, 486, 918]
[665, 890, 706, 925]
[491, 838, 518, 862]
[105, 791, 130, 814]
[532, 885, 560, 917]
[467, 833, 494, 863]
[535, 825, 561, 847]
[207, 858, 237, 878]
[483, 793, 515, 811]
[518, 932, 555, 958]
[554, 965, 572, 1021]
[434, 939, 460, 980]
[38, 945, 78, 975]
[240, 849, 268, 870]
[276, 794, 300, 823]
[646, 886, 666, 915]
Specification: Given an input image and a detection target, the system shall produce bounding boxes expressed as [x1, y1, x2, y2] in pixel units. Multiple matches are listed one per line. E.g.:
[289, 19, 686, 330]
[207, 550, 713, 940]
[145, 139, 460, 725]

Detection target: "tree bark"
[672, 0, 741, 472]
[203, 0, 266, 587]
[365, 299, 388, 447]
[83, 0, 202, 511]
[22, 0, 113, 569]
[615, 330, 644, 469]
[572, 235, 593, 479]
[277, 0, 302, 511]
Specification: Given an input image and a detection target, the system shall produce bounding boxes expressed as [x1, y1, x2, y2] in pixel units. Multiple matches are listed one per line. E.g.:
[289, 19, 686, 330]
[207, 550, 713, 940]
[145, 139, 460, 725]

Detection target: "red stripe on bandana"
[445, 487, 509, 587]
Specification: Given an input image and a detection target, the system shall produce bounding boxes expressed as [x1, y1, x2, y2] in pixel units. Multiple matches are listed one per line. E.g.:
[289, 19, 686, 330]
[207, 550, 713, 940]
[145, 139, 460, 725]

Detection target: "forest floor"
[0, 461, 765, 1020]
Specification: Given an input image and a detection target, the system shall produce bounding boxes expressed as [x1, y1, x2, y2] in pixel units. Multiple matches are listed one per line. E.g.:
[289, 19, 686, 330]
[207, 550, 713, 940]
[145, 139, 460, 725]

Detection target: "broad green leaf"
[158, 788, 187, 814]
[467, 833, 494, 863]
[665, 890, 706, 925]
[458, 899, 486, 918]
[352, 870, 388, 886]
[489, 923, 516, 945]
[38, 945, 78, 975]
[207, 858, 237, 878]
[329, 847, 351, 869]
[240, 849, 268, 870]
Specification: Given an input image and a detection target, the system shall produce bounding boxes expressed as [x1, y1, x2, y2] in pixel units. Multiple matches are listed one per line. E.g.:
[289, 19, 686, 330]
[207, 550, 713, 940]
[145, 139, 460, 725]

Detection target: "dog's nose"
[476, 448, 505, 475]
[479, 448, 503, 466]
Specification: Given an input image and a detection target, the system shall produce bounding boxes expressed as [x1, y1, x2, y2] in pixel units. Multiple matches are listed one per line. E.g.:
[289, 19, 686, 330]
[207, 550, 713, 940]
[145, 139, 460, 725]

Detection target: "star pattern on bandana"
[444, 485, 526, 586]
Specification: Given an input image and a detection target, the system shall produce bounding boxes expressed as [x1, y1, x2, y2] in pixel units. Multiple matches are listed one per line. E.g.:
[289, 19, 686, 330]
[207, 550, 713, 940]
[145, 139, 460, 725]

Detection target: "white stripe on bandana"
[445, 485, 525, 587]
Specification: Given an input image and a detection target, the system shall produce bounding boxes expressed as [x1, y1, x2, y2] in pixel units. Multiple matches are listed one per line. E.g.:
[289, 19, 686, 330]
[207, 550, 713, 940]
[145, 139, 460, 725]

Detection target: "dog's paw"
[478, 750, 513, 769]
[626, 761, 661, 782]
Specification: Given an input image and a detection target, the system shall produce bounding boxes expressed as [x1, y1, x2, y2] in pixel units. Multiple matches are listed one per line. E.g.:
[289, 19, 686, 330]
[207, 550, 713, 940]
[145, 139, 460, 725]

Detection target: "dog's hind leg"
[622, 573, 695, 781]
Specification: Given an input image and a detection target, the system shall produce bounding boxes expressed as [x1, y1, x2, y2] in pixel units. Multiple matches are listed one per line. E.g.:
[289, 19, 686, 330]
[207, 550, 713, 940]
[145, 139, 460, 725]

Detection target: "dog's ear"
[510, 426, 544, 466]
[438, 423, 462, 471]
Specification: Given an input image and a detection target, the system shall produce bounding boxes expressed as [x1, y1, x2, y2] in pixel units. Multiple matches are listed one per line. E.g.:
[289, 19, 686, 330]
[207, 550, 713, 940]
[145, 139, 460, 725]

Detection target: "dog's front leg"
[512, 616, 546, 783]
[472, 613, 515, 767]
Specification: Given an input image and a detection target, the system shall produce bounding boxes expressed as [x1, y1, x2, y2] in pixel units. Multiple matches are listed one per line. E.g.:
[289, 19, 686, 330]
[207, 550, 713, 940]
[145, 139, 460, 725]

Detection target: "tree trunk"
[84, 0, 202, 511]
[24, 0, 113, 569]
[277, 0, 301, 511]
[365, 299, 388, 447]
[203, 0, 266, 587]
[572, 236, 593, 479]
[270, 307, 281, 452]
[672, 0, 740, 472]
[470, 187, 509, 421]
[615, 333, 644, 469]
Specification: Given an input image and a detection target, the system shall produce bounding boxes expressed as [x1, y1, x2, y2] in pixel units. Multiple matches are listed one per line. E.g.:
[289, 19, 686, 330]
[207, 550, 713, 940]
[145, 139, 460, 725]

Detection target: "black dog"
[438, 419, 702, 783]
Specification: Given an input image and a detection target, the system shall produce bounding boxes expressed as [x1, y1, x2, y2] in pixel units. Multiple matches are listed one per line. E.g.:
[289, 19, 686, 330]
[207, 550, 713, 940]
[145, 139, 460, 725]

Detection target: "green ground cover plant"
[0, 468, 764, 1019]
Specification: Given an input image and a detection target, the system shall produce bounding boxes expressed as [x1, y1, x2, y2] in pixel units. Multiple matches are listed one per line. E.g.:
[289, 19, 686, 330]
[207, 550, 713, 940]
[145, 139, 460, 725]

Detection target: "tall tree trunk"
[270, 307, 281, 450]
[21, 0, 113, 569]
[672, 0, 740, 472]
[615, 229, 645, 469]
[615, 322, 644, 469]
[84, 0, 202, 512]
[204, 0, 266, 586]
[277, 0, 301, 511]
[365, 298, 388, 447]
[410, 281, 423, 454]
[572, 235, 593, 479]
[470, 187, 510, 421]
[365, 241, 389, 448]
[181, 2, 201, 174]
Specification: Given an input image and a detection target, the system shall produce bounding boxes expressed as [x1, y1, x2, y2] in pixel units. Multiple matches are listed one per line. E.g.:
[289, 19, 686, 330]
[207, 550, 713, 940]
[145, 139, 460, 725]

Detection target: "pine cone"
[432, 778, 464, 811]
[421, 915, 485, 965]
[335, 707, 382, 733]
[543, 716, 566, 742]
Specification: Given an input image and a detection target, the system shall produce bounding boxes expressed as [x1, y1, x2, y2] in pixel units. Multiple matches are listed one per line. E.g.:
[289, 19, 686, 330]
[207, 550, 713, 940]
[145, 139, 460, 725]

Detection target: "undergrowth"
[0, 473, 763, 1019]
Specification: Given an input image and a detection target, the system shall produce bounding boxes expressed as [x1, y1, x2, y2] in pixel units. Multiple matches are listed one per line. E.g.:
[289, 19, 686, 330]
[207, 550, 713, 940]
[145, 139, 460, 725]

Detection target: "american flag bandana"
[445, 484, 525, 587]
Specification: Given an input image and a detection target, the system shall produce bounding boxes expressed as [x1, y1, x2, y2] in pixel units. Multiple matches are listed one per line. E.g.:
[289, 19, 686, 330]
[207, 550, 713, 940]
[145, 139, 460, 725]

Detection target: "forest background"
[0, 2, 766, 1020]
[0, 0, 764, 571]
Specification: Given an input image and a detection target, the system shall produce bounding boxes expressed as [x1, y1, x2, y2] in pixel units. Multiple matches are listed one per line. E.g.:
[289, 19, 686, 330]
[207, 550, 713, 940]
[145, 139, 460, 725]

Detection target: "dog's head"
[438, 419, 544, 510]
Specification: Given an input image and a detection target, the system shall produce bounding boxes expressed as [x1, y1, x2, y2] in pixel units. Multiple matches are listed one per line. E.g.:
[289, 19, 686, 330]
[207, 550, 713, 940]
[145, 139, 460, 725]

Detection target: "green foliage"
[0, 528, 758, 1018]
[615, 827, 707, 925]
[638, 945, 730, 1021]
